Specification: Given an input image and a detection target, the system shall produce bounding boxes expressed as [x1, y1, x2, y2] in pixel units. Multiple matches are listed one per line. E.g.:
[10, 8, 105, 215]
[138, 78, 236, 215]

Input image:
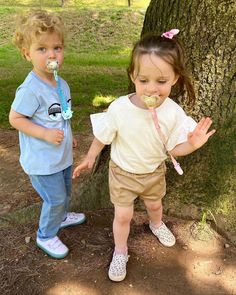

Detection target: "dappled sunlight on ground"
[1, 130, 236, 295]
[46, 281, 101, 295]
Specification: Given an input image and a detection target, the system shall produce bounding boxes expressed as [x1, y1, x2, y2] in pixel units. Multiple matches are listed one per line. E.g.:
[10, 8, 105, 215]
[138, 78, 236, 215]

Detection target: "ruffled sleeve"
[166, 115, 197, 151]
[90, 107, 117, 145]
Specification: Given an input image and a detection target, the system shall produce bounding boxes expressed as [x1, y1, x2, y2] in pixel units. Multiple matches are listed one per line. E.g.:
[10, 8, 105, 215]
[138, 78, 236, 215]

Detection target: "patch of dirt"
[1, 129, 236, 295]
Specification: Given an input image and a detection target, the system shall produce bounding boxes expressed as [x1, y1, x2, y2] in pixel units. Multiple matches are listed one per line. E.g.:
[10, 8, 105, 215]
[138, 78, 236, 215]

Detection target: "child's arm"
[72, 137, 105, 178]
[170, 117, 216, 157]
[9, 109, 64, 145]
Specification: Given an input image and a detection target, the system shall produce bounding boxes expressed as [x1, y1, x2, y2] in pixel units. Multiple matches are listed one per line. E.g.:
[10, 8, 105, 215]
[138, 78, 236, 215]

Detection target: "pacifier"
[46, 60, 59, 72]
[46, 59, 73, 120]
[140, 95, 163, 108]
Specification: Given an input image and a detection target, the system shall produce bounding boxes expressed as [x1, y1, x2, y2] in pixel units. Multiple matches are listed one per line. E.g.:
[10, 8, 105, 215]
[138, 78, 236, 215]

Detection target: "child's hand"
[188, 117, 216, 149]
[72, 156, 95, 178]
[44, 128, 64, 145]
[73, 137, 78, 148]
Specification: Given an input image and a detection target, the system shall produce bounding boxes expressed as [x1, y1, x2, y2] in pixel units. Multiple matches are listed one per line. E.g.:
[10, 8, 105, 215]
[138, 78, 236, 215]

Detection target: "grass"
[0, 0, 148, 9]
[0, 1, 149, 130]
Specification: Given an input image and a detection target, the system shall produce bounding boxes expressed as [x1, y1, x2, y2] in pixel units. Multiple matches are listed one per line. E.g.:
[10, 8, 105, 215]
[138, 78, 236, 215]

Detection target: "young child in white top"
[9, 10, 85, 259]
[73, 29, 215, 281]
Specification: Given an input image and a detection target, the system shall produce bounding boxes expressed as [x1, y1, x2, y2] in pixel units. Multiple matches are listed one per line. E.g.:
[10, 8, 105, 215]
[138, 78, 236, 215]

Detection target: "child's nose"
[146, 82, 158, 95]
[48, 49, 56, 58]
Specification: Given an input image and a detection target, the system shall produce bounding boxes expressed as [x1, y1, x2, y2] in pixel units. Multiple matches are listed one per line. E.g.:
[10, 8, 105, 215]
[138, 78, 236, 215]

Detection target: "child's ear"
[22, 48, 31, 62]
[172, 74, 179, 86]
[130, 73, 135, 83]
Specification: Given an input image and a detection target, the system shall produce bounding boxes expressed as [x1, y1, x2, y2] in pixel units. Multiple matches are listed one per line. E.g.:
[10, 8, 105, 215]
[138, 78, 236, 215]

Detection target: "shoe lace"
[66, 212, 80, 221]
[48, 237, 63, 250]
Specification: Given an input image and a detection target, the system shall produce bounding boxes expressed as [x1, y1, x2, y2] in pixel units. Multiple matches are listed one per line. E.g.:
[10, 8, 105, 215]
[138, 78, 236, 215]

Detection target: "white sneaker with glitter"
[60, 212, 86, 229]
[108, 252, 129, 282]
[149, 221, 176, 247]
[36, 236, 69, 259]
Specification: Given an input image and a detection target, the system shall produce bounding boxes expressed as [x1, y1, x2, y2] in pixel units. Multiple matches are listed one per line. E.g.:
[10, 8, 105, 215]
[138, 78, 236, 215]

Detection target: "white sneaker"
[36, 236, 69, 259]
[60, 212, 86, 229]
[108, 252, 129, 282]
[149, 221, 176, 247]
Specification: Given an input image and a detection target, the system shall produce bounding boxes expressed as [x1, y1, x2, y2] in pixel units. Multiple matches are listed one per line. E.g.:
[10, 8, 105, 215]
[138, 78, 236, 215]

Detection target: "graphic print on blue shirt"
[48, 99, 71, 120]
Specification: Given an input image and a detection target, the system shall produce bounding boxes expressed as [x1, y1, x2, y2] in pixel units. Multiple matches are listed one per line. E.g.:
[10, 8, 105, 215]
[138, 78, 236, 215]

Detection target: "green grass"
[0, 2, 148, 130]
[0, 0, 149, 9]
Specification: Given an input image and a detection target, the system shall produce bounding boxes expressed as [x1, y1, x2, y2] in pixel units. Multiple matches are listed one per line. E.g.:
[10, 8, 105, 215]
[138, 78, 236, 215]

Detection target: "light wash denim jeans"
[29, 166, 72, 241]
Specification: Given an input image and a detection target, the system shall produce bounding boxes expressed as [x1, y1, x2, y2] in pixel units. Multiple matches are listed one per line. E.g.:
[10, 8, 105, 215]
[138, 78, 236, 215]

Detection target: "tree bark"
[142, 0, 236, 122]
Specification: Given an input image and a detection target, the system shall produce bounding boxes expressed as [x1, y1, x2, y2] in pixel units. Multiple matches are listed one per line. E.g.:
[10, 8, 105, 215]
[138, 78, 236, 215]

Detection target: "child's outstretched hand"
[188, 117, 216, 149]
[72, 156, 95, 178]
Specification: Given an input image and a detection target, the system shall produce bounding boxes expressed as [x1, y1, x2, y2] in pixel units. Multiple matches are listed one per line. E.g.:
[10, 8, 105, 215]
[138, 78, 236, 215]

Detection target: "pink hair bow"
[161, 29, 179, 39]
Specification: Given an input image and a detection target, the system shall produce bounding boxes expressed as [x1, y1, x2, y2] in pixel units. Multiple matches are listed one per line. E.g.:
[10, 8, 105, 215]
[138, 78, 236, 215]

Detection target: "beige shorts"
[109, 160, 166, 207]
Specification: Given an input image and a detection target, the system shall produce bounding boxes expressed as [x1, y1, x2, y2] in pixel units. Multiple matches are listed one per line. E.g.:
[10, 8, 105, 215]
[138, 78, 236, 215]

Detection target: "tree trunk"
[142, 0, 236, 122]
[141, 0, 236, 243]
[72, 0, 236, 244]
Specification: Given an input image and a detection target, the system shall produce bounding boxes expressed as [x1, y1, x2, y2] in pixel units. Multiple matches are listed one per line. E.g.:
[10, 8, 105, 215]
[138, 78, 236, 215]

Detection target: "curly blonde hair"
[13, 10, 65, 58]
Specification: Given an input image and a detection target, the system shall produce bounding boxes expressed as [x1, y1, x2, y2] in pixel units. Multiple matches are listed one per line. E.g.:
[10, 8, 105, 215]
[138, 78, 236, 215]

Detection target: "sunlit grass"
[0, 0, 150, 9]
[92, 94, 116, 107]
[73, 0, 150, 9]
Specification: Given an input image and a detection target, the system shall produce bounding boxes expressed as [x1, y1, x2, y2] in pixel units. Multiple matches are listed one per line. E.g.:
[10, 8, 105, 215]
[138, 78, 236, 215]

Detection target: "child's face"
[131, 53, 178, 102]
[23, 32, 64, 80]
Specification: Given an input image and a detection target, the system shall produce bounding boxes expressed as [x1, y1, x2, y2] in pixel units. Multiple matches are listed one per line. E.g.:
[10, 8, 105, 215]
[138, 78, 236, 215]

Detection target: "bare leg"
[144, 199, 175, 247]
[113, 205, 133, 253]
[144, 199, 162, 227]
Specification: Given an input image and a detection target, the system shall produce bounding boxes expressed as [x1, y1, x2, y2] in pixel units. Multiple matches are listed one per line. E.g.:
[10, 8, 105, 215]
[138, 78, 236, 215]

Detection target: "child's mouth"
[140, 95, 162, 108]
[46, 60, 59, 72]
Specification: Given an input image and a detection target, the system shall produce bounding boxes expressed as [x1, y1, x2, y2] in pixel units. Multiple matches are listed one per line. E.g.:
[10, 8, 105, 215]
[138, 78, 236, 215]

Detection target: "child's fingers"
[206, 129, 216, 138]
[196, 117, 206, 130]
[72, 168, 81, 178]
[201, 117, 212, 131]
[73, 139, 78, 148]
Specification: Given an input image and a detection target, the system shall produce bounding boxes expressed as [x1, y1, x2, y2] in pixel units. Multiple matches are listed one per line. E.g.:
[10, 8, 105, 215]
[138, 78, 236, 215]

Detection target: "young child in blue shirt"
[9, 10, 85, 259]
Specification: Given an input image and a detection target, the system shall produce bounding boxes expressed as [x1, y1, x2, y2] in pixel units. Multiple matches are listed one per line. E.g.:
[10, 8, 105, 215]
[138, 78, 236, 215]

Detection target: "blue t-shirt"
[11, 71, 73, 175]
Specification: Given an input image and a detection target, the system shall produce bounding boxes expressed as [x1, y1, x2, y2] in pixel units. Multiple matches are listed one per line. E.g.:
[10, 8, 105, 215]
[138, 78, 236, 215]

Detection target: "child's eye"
[38, 47, 46, 52]
[158, 80, 166, 84]
[55, 46, 62, 52]
[139, 79, 147, 83]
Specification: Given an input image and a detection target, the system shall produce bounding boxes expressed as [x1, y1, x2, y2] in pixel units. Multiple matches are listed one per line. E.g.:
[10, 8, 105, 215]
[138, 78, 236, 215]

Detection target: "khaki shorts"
[109, 160, 166, 207]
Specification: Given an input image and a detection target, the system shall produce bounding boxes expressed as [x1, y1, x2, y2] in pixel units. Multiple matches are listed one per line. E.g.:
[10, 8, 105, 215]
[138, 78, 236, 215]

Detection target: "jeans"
[29, 166, 72, 241]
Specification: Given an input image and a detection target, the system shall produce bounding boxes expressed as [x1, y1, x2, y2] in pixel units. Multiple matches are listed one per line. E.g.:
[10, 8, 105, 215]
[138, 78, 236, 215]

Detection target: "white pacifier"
[140, 95, 163, 108]
[46, 60, 59, 72]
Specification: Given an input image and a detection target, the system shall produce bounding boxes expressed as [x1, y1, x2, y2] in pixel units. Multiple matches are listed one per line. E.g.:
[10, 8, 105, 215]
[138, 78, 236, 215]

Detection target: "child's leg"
[60, 166, 86, 228]
[29, 168, 71, 258]
[108, 205, 133, 282]
[144, 199, 175, 247]
[63, 165, 72, 219]
[113, 205, 134, 253]
[29, 170, 69, 240]
[144, 199, 162, 227]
